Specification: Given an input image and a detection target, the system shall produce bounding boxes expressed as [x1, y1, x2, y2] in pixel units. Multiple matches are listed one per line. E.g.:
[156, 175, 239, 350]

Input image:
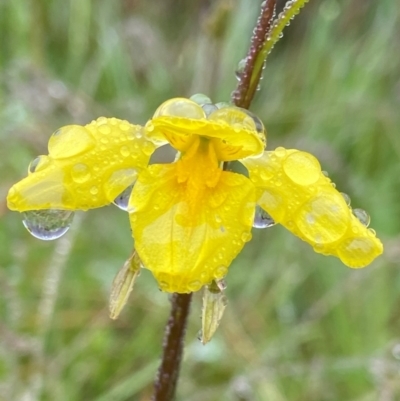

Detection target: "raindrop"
[29, 157, 41, 173]
[341, 192, 351, 206]
[71, 163, 91, 183]
[120, 146, 130, 158]
[322, 170, 329, 177]
[235, 58, 247, 80]
[241, 109, 265, 134]
[113, 185, 134, 211]
[215, 102, 230, 109]
[353, 208, 370, 227]
[28, 156, 49, 174]
[216, 279, 227, 291]
[253, 205, 275, 228]
[22, 209, 74, 240]
[190, 93, 212, 105]
[202, 103, 218, 116]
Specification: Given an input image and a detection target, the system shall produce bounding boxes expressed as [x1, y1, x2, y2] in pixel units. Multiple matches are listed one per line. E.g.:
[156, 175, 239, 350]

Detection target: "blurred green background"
[1, 0, 400, 400]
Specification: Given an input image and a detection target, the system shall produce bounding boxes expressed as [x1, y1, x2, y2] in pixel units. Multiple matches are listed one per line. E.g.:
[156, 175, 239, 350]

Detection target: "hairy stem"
[231, 0, 276, 108]
[152, 293, 193, 401]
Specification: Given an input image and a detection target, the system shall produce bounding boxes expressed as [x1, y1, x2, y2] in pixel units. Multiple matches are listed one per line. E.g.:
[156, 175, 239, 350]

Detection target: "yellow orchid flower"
[7, 96, 383, 293]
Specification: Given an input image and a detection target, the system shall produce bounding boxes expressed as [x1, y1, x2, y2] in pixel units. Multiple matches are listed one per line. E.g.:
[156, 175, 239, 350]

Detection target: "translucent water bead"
[253, 205, 275, 228]
[353, 208, 370, 227]
[113, 185, 134, 211]
[22, 209, 74, 240]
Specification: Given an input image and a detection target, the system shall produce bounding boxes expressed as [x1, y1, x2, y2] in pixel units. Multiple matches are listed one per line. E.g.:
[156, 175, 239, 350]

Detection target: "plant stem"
[231, 0, 276, 108]
[152, 293, 192, 401]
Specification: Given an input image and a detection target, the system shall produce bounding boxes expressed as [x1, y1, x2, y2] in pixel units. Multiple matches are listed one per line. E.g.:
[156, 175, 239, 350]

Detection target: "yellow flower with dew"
[7, 96, 383, 294]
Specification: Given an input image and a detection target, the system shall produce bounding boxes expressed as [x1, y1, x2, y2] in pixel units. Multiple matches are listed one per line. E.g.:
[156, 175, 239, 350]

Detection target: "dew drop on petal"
[188, 280, 202, 292]
[240, 109, 265, 135]
[253, 205, 276, 228]
[48, 125, 95, 159]
[241, 231, 252, 243]
[353, 208, 370, 227]
[283, 151, 320, 186]
[71, 163, 91, 183]
[275, 147, 287, 158]
[22, 209, 74, 240]
[28, 155, 50, 173]
[213, 265, 228, 279]
[215, 102, 230, 109]
[113, 185, 134, 211]
[190, 93, 212, 105]
[341, 192, 351, 206]
[120, 146, 130, 158]
[202, 103, 218, 116]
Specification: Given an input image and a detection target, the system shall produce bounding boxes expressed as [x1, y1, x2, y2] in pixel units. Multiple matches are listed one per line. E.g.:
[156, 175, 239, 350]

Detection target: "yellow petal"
[7, 118, 156, 212]
[129, 163, 256, 293]
[241, 148, 383, 267]
[145, 98, 266, 160]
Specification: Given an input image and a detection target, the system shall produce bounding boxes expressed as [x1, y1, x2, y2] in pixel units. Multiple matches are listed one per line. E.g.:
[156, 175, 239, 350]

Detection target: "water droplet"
[214, 265, 228, 279]
[28, 156, 50, 173]
[159, 281, 170, 291]
[113, 185, 134, 211]
[48, 125, 95, 159]
[235, 58, 247, 80]
[216, 279, 227, 291]
[341, 192, 351, 206]
[202, 103, 218, 116]
[90, 186, 98, 195]
[188, 280, 202, 292]
[98, 124, 111, 135]
[215, 102, 230, 109]
[283, 151, 320, 185]
[241, 232, 252, 243]
[120, 146, 130, 157]
[119, 121, 130, 131]
[71, 163, 91, 183]
[275, 147, 287, 158]
[353, 208, 370, 227]
[322, 170, 329, 177]
[153, 98, 206, 119]
[241, 109, 265, 134]
[142, 141, 155, 156]
[253, 205, 275, 228]
[22, 209, 74, 240]
[190, 93, 212, 105]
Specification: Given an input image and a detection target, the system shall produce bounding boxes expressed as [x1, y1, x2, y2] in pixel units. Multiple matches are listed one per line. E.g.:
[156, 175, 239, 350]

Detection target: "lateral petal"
[130, 164, 256, 293]
[7, 118, 156, 211]
[241, 148, 383, 267]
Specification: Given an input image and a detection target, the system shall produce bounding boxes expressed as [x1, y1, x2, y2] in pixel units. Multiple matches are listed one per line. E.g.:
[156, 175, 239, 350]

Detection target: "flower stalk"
[152, 293, 192, 401]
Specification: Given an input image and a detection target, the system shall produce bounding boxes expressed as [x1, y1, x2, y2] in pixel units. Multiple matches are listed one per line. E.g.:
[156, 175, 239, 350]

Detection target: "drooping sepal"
[200, 280, 227, 345]
[7, 118, 156, 212]
[241, 148, 383, 267]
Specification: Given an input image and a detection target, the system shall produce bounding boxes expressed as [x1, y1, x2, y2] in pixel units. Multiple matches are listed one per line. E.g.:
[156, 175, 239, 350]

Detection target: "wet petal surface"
[7, 118, 156, 211]
[130, 163, 255, 293]
[241, 148, 383, 267]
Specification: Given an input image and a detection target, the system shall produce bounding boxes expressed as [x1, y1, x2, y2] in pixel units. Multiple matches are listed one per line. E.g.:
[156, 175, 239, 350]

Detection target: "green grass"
[1, 0, 399, 400]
